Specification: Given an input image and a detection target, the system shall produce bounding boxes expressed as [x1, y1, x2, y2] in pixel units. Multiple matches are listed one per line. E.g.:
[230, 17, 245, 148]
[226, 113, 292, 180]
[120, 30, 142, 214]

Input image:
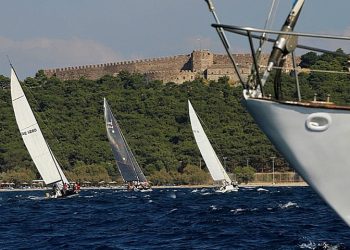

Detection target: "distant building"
[44, 50, 297, 84]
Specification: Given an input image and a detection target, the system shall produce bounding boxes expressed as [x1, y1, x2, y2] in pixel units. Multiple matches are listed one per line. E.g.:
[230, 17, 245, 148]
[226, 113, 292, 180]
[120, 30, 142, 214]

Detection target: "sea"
[0, 186, 349, 250]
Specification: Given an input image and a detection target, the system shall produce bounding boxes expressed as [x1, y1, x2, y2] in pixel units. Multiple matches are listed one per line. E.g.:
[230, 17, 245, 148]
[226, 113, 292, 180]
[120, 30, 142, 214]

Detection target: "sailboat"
[188, 100, 238, 192]
[10, 66, 79, 198]
[103, 98, 151, 192]
[205, 0, 350, 225]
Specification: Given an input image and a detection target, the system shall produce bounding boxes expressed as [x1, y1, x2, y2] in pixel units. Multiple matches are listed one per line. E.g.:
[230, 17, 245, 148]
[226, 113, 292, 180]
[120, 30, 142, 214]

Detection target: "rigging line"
[264, 0, 279, 49]
[47, 142, 65, 185]
[111, 110, 142, 182]
[116, 120, 147, 182]
[261, 0, 278, 46]
[247, 0, 279, 87]
[205, 0, 246, 89]
[46, 179, 64, 185]
[259, 65, 350, 74]
[20, 82, 62, 147]
[213, 24, 350, 56]
[194, 106, 226, 166]
[268, 0, 280, 30]
[19, 123, 38, 131]
[121, 130, 141, 182]
[12, 95, 25, 102]
[302, 69, 350, 75]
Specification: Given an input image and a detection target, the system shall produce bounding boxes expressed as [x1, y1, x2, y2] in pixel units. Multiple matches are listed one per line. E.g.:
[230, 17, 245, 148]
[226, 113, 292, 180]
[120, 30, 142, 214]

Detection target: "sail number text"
[21, 128, 37, 136]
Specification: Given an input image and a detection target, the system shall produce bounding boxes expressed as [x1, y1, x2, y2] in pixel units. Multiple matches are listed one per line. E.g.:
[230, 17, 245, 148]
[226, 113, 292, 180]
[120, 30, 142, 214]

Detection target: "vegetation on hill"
[0, 50, 349, 185]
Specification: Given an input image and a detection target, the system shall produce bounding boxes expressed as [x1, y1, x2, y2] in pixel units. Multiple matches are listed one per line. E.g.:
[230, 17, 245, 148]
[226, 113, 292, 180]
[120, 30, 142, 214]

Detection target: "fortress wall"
[213, 53, 296, 71]
[44, 63, 132, 80]
[213, 53, 268, 66]
[43, 50, 300, 83]
[133, 54, 191, 72]
[44, 54, 192, 81]
[145, 70, 197, 84]
[206, 67, 240, 83]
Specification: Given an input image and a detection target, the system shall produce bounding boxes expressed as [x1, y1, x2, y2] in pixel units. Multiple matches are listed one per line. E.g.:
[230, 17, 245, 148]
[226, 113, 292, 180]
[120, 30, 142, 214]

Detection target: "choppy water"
[0, 187, 349, 249]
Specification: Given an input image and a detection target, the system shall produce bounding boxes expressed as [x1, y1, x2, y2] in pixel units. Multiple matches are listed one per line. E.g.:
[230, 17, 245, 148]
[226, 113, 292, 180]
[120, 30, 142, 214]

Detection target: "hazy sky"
[0, 0, 349, 79]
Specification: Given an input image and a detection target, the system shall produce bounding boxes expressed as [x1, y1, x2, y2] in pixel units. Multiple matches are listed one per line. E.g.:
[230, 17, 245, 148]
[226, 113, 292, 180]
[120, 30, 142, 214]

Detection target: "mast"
[46, 143, 65, 185]
[259, 0, 305, 98]
[247, 0, 278, 87]
[204, 0, 246, 89]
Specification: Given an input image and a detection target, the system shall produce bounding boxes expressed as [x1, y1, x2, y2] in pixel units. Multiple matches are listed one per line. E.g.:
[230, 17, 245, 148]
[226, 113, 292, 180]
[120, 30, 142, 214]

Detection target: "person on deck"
[76, 182, 80, 191]
[127, 181, 134, 191]
[231, 180, 238, 188]
[62, 182, 68, 196]
[51, 183, 62, 198]
[73, 182, 81, 193]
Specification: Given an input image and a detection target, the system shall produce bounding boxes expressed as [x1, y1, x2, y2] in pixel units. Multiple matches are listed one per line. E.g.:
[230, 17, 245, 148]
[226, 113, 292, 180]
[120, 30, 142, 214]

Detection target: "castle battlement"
[44, 50, 297, 83]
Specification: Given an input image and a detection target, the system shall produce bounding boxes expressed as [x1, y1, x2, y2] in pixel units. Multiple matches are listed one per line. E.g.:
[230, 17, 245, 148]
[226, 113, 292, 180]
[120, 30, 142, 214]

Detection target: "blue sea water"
[0, 186, 349, 250]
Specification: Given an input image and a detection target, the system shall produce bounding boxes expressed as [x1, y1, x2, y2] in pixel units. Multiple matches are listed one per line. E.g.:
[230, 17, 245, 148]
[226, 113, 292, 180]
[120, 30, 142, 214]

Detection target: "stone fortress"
[44, 50, 297, 84]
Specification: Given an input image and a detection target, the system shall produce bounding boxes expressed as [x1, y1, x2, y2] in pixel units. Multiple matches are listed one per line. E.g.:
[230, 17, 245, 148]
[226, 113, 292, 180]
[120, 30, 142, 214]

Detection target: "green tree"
[234, 166, 256, 184]
[299, 52, 319, 68]
[67, 163, 111, 184]
[1, 168, 36, 186]
[1, 49, 349, 182]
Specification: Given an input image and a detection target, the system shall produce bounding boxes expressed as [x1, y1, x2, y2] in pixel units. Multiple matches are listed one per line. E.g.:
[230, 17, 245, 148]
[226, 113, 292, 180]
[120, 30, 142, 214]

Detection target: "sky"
[0, 0, 349, 79]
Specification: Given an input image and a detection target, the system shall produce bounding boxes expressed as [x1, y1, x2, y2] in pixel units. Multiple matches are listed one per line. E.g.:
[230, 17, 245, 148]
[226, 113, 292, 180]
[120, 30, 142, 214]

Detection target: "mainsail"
[103, 98, 147, 183]
[10, 68, 68, 185]
[188, 100, 231, 184]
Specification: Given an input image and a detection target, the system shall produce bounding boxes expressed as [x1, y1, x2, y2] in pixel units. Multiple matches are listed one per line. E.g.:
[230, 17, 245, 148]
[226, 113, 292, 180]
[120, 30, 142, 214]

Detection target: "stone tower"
[190, 50, 214, 72]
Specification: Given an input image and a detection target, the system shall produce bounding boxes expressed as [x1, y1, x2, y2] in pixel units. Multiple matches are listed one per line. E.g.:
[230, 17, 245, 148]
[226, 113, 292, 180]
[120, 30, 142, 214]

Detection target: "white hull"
[46, 193, 79, 199]
[139, 188, 153, 192]
[215, 184, 239, 193]
[244, 94, 350, 226]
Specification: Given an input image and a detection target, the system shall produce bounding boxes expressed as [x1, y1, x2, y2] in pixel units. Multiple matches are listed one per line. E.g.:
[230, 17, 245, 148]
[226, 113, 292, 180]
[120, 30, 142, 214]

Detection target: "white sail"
[188, 100, 231, 183]
[10, 68, 68, 185]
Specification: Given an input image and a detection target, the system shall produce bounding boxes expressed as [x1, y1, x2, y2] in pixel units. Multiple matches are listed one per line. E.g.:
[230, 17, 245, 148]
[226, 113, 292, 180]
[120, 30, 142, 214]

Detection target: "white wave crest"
[299, 241, 344, 250]
[279, 201, 299, 209]
[230, 208, 247, 214]
[210, 205, 218, 211]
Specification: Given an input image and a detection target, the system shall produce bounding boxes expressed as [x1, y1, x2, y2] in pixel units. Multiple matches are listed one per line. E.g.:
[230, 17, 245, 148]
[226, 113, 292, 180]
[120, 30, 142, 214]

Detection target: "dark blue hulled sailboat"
[103, 98, 151, 191]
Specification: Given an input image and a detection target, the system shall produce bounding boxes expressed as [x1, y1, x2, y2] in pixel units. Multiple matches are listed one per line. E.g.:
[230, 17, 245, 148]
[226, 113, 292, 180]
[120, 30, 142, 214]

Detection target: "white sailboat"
[188, 100, 238, 192]
[205, 0, 350, 225]
[10, 66, 78, 198]
[103, 98, 151, 192]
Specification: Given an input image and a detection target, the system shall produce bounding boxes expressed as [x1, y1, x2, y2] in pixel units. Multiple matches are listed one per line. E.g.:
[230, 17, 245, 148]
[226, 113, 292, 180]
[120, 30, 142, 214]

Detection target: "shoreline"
[154, 182, 308, 189]
[0, 182, 308, 192]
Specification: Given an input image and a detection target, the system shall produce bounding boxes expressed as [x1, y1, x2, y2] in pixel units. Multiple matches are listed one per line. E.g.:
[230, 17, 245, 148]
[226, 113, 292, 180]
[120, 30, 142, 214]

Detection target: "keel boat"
[103, 98, 151, 191]
[189, 100, 238, 192]
[205, 0, 350, 225]
[10, 66, 79, 198]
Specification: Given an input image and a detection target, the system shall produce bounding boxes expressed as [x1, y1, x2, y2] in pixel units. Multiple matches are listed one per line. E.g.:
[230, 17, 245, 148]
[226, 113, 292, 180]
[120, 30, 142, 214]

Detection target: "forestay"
[10, 68, 68, 185]
[103, 98, 147, 182]
[188, 100, 231, 183]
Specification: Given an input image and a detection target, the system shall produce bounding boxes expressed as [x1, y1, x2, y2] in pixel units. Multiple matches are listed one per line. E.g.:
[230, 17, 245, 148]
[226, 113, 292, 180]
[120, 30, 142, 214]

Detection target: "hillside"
[0, 50, 349, 184]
